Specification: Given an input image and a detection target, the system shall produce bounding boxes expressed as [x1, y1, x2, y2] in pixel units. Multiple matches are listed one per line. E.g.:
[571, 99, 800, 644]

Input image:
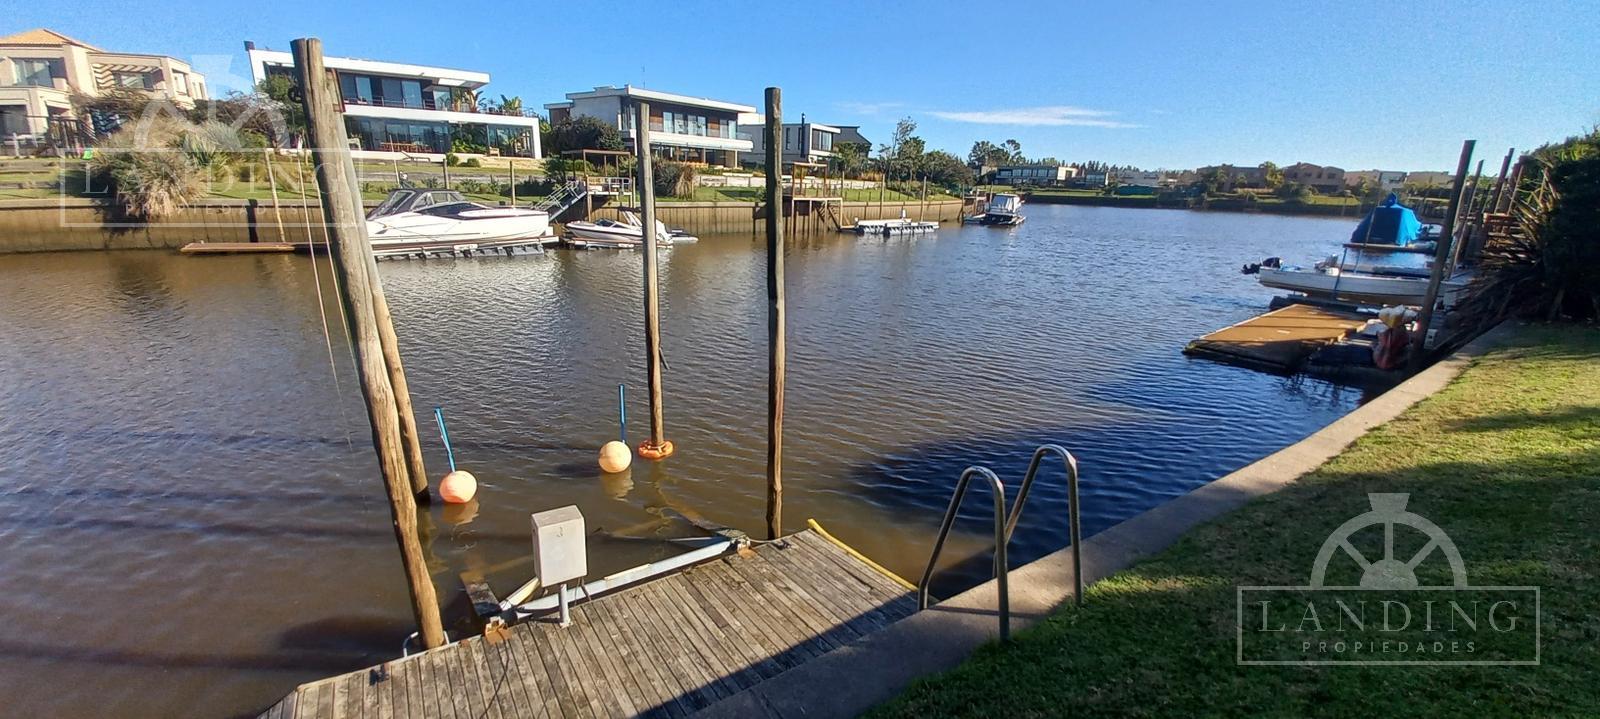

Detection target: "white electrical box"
[531, 506, 587, 586]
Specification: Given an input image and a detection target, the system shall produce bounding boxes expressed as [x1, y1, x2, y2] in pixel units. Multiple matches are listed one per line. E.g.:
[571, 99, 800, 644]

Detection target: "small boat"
[975, 193, 1025, 226]
[848, 210, 939, 236]
[1255, 262, 1470, 307]
[565, 212, 696, 249]
[365, 189, 555, 258]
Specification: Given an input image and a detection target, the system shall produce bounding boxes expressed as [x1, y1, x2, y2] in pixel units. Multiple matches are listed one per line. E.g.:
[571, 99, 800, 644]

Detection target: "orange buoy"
[598, 440, 633, 473]
[440, 469, 478, 504]
[637, 440, 675, 461]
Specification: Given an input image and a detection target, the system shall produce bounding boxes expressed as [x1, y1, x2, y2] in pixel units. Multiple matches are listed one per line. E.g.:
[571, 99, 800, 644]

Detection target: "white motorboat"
[975, 193, 1025, 226]
[365, 189, 555, 258]
[1255, 262, 1470, 307]
[565, 212, 697, 249]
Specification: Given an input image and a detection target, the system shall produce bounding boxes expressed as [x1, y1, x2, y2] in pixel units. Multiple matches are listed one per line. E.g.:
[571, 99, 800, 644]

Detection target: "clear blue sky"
[14, 0, 1598, 171]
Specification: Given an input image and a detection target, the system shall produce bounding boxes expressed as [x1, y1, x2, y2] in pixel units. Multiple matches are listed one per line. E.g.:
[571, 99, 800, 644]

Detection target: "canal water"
[0, 204, 1378, 718]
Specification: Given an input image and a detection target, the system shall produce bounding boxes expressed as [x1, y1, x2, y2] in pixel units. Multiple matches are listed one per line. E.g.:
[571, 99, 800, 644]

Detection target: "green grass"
[871, 323, 1600, 718]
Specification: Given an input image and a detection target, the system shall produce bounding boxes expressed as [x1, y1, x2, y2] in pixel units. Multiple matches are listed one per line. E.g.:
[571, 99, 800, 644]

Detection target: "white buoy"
[598, 440, 632, 473]
[440, 469, 477, 504]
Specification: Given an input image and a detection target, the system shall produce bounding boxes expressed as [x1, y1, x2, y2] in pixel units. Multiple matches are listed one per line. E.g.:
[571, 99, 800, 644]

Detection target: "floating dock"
[179, 241, 300, 254]
[1185, 302, 1369, 371]
[257, 528, 915, 719]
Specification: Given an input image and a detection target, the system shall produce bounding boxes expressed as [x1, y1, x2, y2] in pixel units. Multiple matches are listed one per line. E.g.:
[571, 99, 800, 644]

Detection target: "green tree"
[542, 116, 626, 154]
[1259, 161, 1283, 189]
[1002, 139, 1023, 163]
[830, 141, 868, 178]
[919, 150, 974, 191]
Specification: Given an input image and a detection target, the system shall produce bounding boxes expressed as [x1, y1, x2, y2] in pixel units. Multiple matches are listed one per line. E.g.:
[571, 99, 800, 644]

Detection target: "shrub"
[461, 157, 482, 168]
[653, 161, 698, 199]
[445, 152, 462, 167]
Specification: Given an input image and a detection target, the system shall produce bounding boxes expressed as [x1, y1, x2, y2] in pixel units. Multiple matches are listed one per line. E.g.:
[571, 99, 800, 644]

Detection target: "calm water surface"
[0, 205, 1377, 718]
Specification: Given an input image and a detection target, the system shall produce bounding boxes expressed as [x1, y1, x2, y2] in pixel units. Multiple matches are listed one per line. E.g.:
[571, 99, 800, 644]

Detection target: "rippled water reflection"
[0, 204, 1379, 717]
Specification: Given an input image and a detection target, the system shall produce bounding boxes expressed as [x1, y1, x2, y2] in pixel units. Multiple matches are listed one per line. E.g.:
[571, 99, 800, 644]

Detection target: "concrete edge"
[690, 322, 1517, 719]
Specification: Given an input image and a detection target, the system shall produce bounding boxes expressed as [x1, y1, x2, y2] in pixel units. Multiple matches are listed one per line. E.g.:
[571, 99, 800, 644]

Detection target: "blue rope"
[434, 407, 457, 472]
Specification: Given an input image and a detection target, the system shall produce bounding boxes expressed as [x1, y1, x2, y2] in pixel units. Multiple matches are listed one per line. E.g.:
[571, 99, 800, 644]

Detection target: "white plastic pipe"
[508, 537, 737, 617]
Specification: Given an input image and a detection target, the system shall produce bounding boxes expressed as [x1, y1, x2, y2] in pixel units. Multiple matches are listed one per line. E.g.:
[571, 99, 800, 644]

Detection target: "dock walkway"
[259, 529, 915, 719]
[1185, 302, 1368, 371]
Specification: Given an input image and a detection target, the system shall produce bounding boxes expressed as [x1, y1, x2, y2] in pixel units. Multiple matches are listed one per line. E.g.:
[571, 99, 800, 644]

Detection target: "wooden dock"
[258, 528, 916, 719]
[1185, 302, 1369, 371]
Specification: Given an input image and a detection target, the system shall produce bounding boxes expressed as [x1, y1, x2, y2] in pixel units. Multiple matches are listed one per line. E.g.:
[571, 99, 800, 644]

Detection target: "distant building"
[996, 164, 1075, 186]
[741, 116, 842, 166]
[1404, 170, 1455, 188]
[1345, 169, 1407, 193]
[1, 28, 206, 140]
[1079, 169, 1110, 188]
[1282, 162, 1346, 193]
[247, 42, 540, 159]
[547, 85, 754, 167]
[832, 125, 871, 154]
[1196, 164, 1267, 190]
[1114, 168, 1167, 187]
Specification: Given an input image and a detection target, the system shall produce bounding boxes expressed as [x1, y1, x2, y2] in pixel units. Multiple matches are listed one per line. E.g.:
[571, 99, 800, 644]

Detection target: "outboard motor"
[1241, 256, 1281, 275]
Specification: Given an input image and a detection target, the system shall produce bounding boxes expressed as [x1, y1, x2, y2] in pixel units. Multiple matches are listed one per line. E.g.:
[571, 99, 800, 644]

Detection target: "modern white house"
[1114, 168, 1168, 187]
[546, 86, 754, 167]
[246, 42, 540, 159]
[740, 116, 841, 166]
[1, 28, 206, 143]
[994, 164, 1076, 186]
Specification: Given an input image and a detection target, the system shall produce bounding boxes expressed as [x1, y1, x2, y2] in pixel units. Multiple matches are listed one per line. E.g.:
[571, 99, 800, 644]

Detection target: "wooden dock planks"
[260, 529, 914, 719]
[1185, 302, 1369, 371]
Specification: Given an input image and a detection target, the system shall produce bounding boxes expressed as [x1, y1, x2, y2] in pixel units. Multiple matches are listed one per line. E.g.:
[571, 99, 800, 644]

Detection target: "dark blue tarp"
[1350, 192, 1422, 245]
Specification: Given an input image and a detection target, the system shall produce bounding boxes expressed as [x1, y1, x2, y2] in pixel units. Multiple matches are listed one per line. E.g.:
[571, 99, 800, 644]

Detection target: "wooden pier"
[258, 528, 916, 719]
[1185, 302, 1368, 371]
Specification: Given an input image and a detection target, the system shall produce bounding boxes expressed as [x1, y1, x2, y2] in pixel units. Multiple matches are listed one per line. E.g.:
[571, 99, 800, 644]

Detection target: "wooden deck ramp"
[1185, 303, 1368, 371]
[258, 528, 915, 719]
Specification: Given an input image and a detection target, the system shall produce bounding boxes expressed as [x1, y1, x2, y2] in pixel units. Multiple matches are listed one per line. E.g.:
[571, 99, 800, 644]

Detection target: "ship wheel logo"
[1308, 493, 1468, 589]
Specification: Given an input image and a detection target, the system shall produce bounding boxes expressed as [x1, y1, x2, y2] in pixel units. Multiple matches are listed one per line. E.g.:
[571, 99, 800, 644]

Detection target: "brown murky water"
[0, 205, 1379, 717]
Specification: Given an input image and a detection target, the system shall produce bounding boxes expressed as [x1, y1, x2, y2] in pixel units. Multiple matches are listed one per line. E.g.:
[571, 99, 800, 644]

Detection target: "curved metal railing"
[1004, 444, 1084, 606]
[917, 466, 1010, 641]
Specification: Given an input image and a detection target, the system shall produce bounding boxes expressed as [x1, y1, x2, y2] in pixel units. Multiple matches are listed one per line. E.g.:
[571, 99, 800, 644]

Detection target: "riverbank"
[0, 197, 966, 252]
[1023, 189, 1379, 217]
[869, 322, 1600, 717]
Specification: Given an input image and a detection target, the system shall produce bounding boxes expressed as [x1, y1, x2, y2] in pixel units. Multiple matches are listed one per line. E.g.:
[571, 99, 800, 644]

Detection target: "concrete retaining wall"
[0, 198, 333, 253]
[0, 197, 970, 253]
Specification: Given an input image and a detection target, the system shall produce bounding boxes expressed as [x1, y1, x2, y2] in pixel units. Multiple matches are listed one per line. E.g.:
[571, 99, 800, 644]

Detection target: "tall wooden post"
[633, 101, 673, 460]
[763, 88, 786, 540]
[1499, 156, 1527, 214]
[1450, 159, 1486, 269]
[292, 38, 445, 650]
[1487, 147, 1514, 215]
[1410, 139, 1474, 368]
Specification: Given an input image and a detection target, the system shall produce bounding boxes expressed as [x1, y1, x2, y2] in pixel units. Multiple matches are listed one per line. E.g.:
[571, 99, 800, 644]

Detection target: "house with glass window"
[0, 28, 206, 142]
[740, 116, 841, 167]
[545, 86, 754, 167]
[246, 42, 540, 159]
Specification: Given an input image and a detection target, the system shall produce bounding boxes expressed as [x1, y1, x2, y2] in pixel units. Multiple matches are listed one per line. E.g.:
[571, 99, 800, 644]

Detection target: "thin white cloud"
[836, 101, 906, 116]
[928, 105, 1139, 128]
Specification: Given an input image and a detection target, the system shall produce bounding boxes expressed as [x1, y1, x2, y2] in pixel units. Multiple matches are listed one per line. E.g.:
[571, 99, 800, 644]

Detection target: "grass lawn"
[871, 323, 1600, 718]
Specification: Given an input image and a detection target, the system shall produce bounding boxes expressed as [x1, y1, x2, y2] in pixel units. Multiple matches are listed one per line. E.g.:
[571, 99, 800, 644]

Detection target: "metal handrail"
[918, 466, 1010, 641]
[1004, 444, 1084, 606]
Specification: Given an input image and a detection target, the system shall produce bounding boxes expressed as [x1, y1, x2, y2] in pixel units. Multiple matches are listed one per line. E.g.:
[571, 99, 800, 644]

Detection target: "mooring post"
[1451, 159, 1485, 270]
[263, 148, 287, 243]
[1410, 139, 1475, 368]
[292, 37, 446, 650]
[764, 87, 786, 540]
[1487, 147, 1514, 216]
[633, 100, 672, 460]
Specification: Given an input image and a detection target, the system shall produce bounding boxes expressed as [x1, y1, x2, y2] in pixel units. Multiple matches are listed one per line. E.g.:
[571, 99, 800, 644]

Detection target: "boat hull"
[366, 209, 555, 258]
[1257, 267, 1467, 307]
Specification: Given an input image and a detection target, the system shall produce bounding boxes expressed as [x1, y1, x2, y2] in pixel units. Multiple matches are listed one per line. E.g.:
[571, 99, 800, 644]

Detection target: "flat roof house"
[1, 28, 206, 141]
[995, 164, 1076, 186]
[247, 42, 541, 159]
[546, 86, 754, 167]
[741, 116, 841, 166]
[1283, 162, 1346, 194]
